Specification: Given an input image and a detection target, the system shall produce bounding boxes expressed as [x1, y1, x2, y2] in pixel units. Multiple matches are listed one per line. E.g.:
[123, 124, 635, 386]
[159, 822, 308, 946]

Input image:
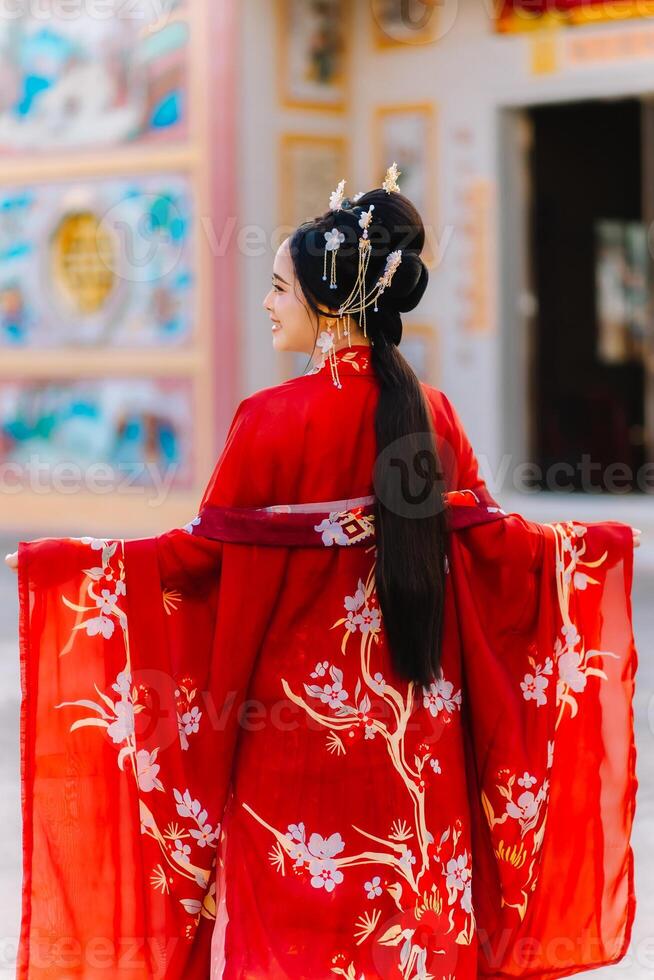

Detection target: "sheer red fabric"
[16, 346, 637, 979]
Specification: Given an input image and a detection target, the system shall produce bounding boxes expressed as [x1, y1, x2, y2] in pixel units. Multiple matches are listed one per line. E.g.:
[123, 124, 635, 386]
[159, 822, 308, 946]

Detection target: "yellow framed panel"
[276, 0, 351, 113]
[278, 132, 350, 229]
[372, 103, 439, 270]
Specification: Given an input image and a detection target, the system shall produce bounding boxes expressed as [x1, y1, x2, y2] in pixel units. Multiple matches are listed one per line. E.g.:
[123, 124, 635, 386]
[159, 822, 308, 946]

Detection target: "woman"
[6, 174, 640, 980]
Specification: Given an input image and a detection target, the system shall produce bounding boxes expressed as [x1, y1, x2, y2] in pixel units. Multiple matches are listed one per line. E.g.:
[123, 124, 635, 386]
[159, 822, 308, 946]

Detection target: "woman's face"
[262, 238, 322, 355]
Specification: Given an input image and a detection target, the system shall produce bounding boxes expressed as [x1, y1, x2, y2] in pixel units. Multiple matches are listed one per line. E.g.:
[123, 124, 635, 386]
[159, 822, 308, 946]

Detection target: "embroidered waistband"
[183, 487, 506, 547]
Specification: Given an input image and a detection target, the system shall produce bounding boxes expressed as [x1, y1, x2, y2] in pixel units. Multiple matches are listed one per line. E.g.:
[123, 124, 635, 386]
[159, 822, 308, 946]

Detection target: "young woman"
[6, 176, 640, 980]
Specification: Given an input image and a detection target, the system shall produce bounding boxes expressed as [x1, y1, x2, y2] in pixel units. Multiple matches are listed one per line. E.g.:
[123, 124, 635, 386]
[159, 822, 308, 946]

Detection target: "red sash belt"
[189, 486, 506, 547]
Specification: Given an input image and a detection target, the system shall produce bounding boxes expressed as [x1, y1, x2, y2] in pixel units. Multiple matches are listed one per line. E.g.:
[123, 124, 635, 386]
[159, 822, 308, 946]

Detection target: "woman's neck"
[333, 333, 370, 351]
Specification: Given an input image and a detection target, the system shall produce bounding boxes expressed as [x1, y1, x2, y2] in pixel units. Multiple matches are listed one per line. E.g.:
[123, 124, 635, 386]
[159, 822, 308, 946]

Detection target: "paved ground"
[0, 531, 651, 978]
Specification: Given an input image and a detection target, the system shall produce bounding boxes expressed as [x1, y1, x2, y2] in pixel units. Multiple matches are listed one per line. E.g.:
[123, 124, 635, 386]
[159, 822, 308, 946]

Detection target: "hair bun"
[383, 252, 428, 314]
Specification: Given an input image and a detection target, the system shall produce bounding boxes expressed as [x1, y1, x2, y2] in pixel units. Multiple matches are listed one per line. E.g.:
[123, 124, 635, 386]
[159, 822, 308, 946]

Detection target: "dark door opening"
[528, 98, 647, 493]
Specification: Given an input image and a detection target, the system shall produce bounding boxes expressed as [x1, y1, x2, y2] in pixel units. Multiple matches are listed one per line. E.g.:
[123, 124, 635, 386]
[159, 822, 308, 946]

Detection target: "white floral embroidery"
[398, 848, 417, 873]
[182, 515, 201, 534]
[173, 788, 219, 849]
[107, 699, 135, 743]
[315, 514, 349, 546]
[112, 669, 131, 696]
[399, 937, 428, 979]
[517, 772, 537, 789]
[135, 748, 163, 792]
[305, 664, 349, 710]
[284, 826, 346, 892]
[444, 851, 472, 916]
[364, 875, 382, 899]
[79, 536, 109, 551]
[83, 614, 115, 639]
[286, 823, 309, 865]
[95, 588, 118, 615]
[177, 706, 202, 750]
[557, 647, 587, 694]
[371, 671, 386, 693]
[189, 817, 217, 849]
[520, 672, 548, 706]
[174, 839, 191, 861]
[429, 758, 442, 775]
[422, 677, 462, 716]
[505, 779, 549, 837]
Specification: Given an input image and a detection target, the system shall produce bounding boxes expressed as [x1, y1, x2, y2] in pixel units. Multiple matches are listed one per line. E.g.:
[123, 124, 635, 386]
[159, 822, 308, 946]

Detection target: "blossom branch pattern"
[242, 552, 473, 979]
[52, 537, 220, 934]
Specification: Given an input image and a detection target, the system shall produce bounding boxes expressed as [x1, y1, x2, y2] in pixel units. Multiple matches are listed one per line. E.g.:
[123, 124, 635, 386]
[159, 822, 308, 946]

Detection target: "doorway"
[504, 97, 654, 493]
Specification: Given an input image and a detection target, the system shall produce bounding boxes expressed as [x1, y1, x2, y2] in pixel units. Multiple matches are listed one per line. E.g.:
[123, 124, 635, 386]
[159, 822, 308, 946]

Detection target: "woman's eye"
[273, 284, 283, 293]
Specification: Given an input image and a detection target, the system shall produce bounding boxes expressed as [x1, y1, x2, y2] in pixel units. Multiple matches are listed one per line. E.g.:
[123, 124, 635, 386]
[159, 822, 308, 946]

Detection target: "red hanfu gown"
[16, 344, 637, 979]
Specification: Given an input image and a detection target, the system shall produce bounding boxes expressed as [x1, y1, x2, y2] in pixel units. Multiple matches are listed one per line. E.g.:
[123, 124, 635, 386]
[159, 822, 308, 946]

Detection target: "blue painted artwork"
[0, 1, 188, 151]
[0, 379, 194, 488]
[0, 175, 195, 348]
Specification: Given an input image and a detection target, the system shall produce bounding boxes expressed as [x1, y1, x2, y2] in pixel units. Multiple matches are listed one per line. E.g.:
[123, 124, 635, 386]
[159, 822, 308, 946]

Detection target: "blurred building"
[0, 0, 236, 535]
[2, 0, 654, 536]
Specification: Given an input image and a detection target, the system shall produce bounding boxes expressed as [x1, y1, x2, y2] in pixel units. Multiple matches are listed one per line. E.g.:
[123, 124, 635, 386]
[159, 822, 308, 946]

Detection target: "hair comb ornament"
[329, 179, 346, 211]
[382, 161, 402, 194]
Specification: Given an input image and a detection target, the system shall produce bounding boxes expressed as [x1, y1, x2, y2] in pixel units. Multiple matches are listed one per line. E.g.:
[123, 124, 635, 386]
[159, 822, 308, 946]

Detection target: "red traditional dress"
[16, 344, 637, 979]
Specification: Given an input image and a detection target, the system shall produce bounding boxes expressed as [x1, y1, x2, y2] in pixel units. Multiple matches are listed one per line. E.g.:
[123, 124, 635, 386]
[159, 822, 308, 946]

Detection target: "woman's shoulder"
[235, 376, 462, 439]
[420, 382, 461, 429]
[235, 361, 376, 420]
[233, 374, 315, 422]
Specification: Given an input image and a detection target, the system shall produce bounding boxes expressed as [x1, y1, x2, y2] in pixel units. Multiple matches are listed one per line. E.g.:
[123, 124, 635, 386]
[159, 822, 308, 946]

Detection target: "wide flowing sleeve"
[16, 394, 280, 980]
[441, 396, 638, 978]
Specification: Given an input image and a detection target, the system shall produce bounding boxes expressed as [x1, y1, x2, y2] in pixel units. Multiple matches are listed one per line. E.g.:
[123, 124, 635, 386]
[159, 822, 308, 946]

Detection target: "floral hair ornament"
[323, 228, 346, 290]
[323, 178, 347, 291]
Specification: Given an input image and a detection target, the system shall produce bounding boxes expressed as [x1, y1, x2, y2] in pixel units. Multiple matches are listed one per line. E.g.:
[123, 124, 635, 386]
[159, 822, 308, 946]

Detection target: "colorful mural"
[0, 0, 188, 151]
[0, 176, 194, 348]
[0, 378, 194, 489]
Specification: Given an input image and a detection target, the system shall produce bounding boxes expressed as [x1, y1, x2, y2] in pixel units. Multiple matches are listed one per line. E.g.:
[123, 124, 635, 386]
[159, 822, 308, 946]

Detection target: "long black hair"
[288, 188, 448, 687]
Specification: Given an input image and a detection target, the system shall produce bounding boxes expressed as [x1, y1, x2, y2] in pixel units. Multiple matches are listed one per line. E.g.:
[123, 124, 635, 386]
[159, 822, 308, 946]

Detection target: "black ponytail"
[289, 189, 447, 686]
